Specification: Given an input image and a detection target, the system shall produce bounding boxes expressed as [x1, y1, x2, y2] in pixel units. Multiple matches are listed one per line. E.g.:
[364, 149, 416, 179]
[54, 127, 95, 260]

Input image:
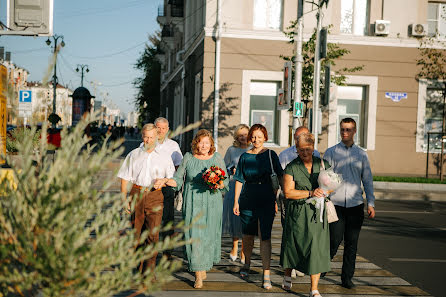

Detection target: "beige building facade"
[156, 0, 446, 177]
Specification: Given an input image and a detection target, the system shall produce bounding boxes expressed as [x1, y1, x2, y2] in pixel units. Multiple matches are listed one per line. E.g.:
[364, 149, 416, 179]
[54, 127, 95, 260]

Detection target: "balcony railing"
[171, 6, 183, 18]
[158, 5, 166, 17]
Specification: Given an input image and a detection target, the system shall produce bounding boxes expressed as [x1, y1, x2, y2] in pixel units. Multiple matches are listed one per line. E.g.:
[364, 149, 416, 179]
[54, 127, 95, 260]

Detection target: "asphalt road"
[358, 200, 446, 297]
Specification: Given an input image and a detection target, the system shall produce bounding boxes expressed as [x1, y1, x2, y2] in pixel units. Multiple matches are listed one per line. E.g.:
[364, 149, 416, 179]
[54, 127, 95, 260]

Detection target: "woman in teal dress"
[280, 132, 330, 297]
[233, 124, 283, 290]
[157, 129, 229, 289]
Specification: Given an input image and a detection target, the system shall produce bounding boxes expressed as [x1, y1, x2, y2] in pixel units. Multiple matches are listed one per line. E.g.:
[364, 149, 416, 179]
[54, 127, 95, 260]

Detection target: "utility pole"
[213, 0, 222, 150]
[46, 34, 65, 128]
[76, 64, 89, 87]
[312, 1, 324, 150]
[293, 0, 304, 131]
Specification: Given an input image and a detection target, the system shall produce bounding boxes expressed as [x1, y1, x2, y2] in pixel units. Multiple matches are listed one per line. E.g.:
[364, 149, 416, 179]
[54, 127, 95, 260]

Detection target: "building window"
[340, 0, 369, 35]
[249, 81, 280, 143]
[428, 2, 446, 37]
[253, 0, 282, 30]
[336, 86, 367, 147]
[422, 83, 444, 152]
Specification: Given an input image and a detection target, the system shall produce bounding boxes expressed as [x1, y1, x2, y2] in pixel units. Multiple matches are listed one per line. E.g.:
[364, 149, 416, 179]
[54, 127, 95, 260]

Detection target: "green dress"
[280, 156, 330, 275]
[173, 152, 229, 271]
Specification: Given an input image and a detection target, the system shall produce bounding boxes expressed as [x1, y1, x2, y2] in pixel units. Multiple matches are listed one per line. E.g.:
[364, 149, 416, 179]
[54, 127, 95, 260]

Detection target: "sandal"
[194, 277, 203, 289]
[309, 290, 322, 297]
[282, 275, 292, 290]
[240, 264, 250, 278]
[263, 274, 272, 290]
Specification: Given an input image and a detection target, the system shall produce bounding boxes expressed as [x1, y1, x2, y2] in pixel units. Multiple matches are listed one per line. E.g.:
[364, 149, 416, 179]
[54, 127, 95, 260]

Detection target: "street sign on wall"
[385, 92, 407, 102]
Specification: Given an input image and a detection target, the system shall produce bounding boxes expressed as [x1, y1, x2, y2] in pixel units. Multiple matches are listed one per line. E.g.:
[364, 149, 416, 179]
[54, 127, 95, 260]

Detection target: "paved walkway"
[103, 159, 431, 297]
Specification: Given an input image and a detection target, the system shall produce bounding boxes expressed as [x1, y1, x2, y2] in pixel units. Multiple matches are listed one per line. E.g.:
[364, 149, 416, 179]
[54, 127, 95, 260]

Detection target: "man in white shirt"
[152, 117, 183, 259]
[118, 123, 175, 272]
[278, 126, 320, 278]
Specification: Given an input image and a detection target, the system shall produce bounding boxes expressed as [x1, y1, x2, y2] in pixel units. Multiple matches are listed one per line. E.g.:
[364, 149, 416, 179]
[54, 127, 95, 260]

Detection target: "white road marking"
[389, 258, 446, 263]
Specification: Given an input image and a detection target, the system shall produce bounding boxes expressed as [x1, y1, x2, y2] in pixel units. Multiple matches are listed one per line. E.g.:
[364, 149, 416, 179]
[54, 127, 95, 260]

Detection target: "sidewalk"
[102, 160, 433, 297]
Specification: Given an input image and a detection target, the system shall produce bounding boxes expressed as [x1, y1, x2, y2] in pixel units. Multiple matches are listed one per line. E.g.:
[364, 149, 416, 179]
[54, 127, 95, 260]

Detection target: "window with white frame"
[253, 0, 282, 30]
[340, 0, 369, 35]
[336, 86, 367, 147]
[423, 83, 444, 152]
[428, 2, 446, 37]
[249, 81, 280, 143]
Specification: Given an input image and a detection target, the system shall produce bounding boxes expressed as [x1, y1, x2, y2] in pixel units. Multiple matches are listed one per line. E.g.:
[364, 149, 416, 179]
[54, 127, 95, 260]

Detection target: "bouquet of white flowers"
[306, 167, 343, 223]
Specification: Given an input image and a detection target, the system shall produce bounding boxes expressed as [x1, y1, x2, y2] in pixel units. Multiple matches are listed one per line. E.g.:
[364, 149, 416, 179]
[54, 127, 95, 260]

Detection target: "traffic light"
[320, 27, 328, 59]
[6, 0, 53, 36]
[321, 65, 330, 106]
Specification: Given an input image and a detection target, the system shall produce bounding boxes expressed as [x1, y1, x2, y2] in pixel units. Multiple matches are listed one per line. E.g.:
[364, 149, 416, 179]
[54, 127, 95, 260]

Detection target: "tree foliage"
[0, 114, 185, 297]
[282, 23, 363, 102]
[134, 33, 162, 126]
[417, 37, 446, 81]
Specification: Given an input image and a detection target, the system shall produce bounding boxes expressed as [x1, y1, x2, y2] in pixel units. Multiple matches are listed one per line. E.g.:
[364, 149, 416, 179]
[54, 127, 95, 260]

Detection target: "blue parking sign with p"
[19, 90, 32, 103]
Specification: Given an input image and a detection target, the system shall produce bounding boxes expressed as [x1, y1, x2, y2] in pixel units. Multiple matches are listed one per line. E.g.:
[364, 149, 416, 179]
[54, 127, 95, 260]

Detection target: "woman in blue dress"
[233, 124, 283, 290]
[156, 129, 229, 289]
[222, 124, 249, 263]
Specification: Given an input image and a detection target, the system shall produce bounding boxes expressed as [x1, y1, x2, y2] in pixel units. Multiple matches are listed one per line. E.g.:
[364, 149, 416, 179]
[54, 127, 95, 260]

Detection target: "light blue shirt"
[279, 145, 320, 170]
[323, 142, 375, 208]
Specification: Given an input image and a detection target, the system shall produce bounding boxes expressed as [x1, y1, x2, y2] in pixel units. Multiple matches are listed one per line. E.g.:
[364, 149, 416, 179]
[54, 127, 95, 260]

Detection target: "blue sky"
[0, 0, 162, 114]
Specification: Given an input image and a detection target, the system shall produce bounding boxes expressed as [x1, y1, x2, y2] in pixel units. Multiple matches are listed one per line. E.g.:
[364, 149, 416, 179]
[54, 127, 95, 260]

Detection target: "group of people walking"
[118, 117, 375, 297]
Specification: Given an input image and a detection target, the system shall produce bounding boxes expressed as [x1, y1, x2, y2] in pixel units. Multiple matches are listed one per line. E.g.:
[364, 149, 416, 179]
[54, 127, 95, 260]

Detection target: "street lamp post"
[76, 64, 89, 87]
[45, 34, 65, 128]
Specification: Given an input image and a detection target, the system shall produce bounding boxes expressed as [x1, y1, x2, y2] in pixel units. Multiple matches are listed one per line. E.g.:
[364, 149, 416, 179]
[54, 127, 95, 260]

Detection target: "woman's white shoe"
[309, 290, 322, 297]
[229, 253, 238, 262]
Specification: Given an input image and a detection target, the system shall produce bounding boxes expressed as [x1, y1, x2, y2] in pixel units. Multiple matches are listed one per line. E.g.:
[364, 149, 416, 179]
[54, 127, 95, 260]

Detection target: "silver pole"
[312, 3, 323, 150]
[213, 0, 222, 150]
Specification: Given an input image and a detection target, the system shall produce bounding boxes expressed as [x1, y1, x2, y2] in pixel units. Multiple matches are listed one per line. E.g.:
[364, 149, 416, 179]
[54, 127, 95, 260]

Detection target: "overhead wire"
[63, 41, 147, 59]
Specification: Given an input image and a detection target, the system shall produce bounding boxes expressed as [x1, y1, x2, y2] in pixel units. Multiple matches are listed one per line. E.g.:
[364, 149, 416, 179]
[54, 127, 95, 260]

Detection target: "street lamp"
[76, 64, 89, 87]
[45, 34, 65, 128]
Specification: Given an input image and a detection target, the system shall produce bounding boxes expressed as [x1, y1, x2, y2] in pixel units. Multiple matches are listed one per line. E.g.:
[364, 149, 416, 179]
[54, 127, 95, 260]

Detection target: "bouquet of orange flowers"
[202, 165, 226, 190]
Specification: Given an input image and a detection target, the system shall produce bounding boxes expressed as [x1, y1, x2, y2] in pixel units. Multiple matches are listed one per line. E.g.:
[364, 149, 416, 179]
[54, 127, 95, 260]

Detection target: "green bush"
[373, 176, 446, 184]
[0, 115, 185, 297]
[6, 127, 42, 153]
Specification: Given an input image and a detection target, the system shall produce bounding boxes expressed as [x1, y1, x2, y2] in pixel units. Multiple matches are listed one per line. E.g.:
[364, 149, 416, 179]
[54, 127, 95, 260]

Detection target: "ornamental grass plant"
[0, 114, 185, 297]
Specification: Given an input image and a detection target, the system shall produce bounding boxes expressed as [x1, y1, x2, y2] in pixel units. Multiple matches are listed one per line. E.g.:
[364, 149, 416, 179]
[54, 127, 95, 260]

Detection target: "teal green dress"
[280, 156, 330, 275]
[173, 152, 229, 271]
[234, 150, 283, 241]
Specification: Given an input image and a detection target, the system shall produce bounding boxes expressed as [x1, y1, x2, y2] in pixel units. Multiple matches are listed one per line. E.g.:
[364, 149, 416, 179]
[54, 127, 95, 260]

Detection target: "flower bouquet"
[306, 167, 343, 223]
[202, 165, 227, 190]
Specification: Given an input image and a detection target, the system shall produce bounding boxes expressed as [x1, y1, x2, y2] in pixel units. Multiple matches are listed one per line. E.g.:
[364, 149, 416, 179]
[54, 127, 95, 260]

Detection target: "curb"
[373, 181, 446, 202]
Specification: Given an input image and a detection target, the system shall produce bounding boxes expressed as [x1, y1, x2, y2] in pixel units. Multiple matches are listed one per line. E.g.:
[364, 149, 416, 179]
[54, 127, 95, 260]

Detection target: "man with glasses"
[323, 117, 376, 289]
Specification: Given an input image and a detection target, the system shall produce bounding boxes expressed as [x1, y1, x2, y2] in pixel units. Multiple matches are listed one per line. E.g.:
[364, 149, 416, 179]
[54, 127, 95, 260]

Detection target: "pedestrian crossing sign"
[293, 101, 303, 118]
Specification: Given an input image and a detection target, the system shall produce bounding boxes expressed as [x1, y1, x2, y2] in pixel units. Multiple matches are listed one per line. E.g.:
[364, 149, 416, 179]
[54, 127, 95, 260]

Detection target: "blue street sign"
[19, 90, 32, 103]
[293, 101, 304, 118]
[385, 92, 407, 102]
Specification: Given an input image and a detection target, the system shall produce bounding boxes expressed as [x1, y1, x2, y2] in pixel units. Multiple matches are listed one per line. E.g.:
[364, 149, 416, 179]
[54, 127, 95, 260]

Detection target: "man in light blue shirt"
[323, 117, 375, 289]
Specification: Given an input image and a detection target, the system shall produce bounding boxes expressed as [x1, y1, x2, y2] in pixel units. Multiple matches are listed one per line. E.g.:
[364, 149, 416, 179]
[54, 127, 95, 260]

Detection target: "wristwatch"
[308, 191, 311, 198]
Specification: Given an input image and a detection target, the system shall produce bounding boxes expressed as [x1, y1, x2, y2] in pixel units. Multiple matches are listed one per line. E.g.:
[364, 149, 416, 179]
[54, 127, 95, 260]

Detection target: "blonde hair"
[141, 123, 156, 135]
[191, 129, 216, 155]
[233, 124, 250, 147]
[297, 132, 315, 147]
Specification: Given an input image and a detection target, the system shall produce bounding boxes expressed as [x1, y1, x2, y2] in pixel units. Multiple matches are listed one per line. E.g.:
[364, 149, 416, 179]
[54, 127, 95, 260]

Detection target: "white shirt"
[279, 146, 321, 170]
[118, 146, 175, 187]
[140, 138, 183, 167]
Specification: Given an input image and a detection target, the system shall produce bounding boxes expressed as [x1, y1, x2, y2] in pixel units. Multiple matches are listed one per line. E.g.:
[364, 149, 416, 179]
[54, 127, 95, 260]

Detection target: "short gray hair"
[154, 117, 169, 126]
[141, 123, 156, 135]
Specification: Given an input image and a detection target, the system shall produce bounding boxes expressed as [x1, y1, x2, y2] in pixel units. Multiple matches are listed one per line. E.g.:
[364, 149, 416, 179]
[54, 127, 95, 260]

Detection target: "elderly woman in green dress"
[280, 133, 330, 297]
[155, 129, 229, 289]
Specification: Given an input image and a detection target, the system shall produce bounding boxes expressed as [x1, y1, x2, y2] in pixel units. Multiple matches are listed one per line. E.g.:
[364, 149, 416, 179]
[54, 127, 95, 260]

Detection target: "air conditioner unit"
[375, 20, 390, 35]
[410, 23, 427, 37]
